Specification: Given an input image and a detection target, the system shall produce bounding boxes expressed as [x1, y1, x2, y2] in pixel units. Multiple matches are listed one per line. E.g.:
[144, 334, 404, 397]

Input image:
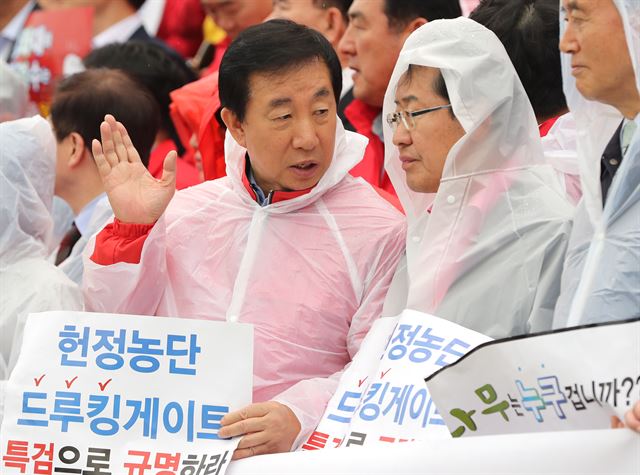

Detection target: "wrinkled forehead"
[247, 59, 334, 104]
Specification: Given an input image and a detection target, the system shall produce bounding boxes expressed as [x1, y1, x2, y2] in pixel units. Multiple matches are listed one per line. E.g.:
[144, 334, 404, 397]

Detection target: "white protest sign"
[425, 318, 640, 437]
[302, 310, 491, 449]
[301, 317, 399, 450]
[1, 311, 253, 475]
[230, 429, 640, 475]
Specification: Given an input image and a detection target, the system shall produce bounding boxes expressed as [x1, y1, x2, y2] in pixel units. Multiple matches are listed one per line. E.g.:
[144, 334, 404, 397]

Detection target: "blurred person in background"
[337, 0, 461, 194]
[83, 41, 201, 189]
[51, 69, 160, 285]
[268, 0, 353, 96]
[200, 0, 272, 74]
[470, 0, 581, 204]
[139, 0, 205, 58]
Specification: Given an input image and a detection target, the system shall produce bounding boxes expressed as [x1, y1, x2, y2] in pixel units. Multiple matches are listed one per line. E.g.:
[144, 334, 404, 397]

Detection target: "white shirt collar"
[92, 13, 143, 49]
[75, 193, 107, 236]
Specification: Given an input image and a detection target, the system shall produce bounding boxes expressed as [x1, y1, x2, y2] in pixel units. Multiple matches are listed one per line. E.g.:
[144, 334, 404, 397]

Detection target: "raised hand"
[91, 114, 176, 224]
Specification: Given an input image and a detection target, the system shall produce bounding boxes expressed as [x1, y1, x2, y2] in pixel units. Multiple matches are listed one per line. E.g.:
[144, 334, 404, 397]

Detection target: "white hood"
[0, 116, 56, 264]
[382, 18, 573, 337]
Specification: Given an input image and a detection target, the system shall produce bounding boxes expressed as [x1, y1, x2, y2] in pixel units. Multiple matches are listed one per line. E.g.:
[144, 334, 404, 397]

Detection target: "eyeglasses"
[386, 105, 452, 130]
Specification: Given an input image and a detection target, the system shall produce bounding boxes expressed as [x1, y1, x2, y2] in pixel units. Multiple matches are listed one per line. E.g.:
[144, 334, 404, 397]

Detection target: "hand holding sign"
[218, 401, 301, 459]
[91, 114, 176, 224]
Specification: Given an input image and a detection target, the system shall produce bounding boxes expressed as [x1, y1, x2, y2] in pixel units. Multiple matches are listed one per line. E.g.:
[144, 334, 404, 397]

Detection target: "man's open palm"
[92, 114, 176, 224]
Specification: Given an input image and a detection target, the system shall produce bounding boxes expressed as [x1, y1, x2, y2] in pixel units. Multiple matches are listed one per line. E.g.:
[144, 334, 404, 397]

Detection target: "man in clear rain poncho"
[0, 116, 83, 422]
[82, 20, 406, 456]
[553, 0, 640, 431]
[553, 0, 639, 328]
[381, 17, 574, 338]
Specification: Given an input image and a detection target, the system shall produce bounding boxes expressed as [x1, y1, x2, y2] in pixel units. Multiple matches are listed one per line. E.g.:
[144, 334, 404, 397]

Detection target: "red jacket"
[340, 90, 396, 196]
[147, 138, 201, 190]
[169, 75, 226, 180]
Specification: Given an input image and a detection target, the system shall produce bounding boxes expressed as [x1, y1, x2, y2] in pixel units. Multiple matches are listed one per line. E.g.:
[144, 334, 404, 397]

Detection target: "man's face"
[225, 59, 337, 192]
[560, 0, 637, 110]
[268, 0, 328, 33]
[391, 67, 465, 194]
[339, 0, 415, 108]
[201, 0, 272, 40]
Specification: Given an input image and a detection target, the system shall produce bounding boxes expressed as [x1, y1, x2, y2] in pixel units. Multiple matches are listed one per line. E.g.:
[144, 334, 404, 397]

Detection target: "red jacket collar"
[240, 156, 314, 205]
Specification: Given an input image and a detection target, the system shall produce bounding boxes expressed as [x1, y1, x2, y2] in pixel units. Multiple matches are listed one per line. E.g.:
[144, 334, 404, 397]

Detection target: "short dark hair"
[84, 41, 194, 155]
[312, 0, 353, 20]
[384, 0, 462, 29]
[470, 0, 567, 121]
[219, 19, 342, 123]
[127, 0, 146, 10]
[50, 69, 160, 166]
[402, 65, 453, 117]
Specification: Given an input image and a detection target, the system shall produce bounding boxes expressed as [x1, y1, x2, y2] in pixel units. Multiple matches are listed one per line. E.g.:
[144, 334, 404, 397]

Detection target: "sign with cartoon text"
[1, 311, 253, 475]
[425, 318, 640, 437]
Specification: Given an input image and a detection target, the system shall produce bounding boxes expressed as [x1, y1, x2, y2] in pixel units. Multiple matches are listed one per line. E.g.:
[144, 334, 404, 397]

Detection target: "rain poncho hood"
[0, 116, 82, 379]
[0, 60, 35, 122]
[382, 18, 573, 338]
[553, 0, 640, 328]
[83, 120, 406, 445]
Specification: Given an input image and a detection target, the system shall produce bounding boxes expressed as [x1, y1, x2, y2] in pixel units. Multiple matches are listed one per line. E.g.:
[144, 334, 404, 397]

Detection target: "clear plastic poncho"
[82, 120, 407, 443]
[0, 116, 82, 379]
[553, 0, 640, 328]
[382, 18, 574, 338]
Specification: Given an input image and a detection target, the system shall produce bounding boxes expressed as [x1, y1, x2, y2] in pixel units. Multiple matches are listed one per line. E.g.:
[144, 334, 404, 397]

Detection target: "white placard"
[425, 318, 640, 437]
[229, 429, 640, 475]
[1, 311, 254, 475]
[303, 310, 491, 449]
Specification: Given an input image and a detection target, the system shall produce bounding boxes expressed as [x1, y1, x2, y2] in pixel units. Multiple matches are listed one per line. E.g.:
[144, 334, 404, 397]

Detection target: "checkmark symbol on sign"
[34, 374, 46, 386]
[98, 379, 112, 391]
[65, 376, 78, 389]
[380, 368, 391, 379]
[358, 377, 368, 388]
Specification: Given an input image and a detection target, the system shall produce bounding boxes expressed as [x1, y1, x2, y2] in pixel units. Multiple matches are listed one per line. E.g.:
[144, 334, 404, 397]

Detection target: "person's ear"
[323, 7, 347, 47]
[401, 17, 427, 40]
[220, 107, 247, 148]
[67, 132, 87, 168]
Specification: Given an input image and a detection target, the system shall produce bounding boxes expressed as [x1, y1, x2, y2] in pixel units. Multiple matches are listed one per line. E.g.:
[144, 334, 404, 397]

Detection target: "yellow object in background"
[203, 16, 227, 45]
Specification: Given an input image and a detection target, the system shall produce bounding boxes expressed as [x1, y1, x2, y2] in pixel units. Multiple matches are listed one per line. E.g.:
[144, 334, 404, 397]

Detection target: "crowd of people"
[1, 0, 639, 460]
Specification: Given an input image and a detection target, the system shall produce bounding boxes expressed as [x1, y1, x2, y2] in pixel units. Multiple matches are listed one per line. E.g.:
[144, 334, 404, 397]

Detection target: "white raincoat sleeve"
[553, 0, 640, 328]
[82, 216, 172, 316]
[272, 223, 406, 449]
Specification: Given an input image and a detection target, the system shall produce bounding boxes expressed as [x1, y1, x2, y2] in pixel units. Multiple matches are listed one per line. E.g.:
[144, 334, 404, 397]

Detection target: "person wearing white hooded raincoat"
[381, 17, 574, 338]
[0, 116, 83, 421]
[82, 110, 406, 449]
[553, 0, 640, 329]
